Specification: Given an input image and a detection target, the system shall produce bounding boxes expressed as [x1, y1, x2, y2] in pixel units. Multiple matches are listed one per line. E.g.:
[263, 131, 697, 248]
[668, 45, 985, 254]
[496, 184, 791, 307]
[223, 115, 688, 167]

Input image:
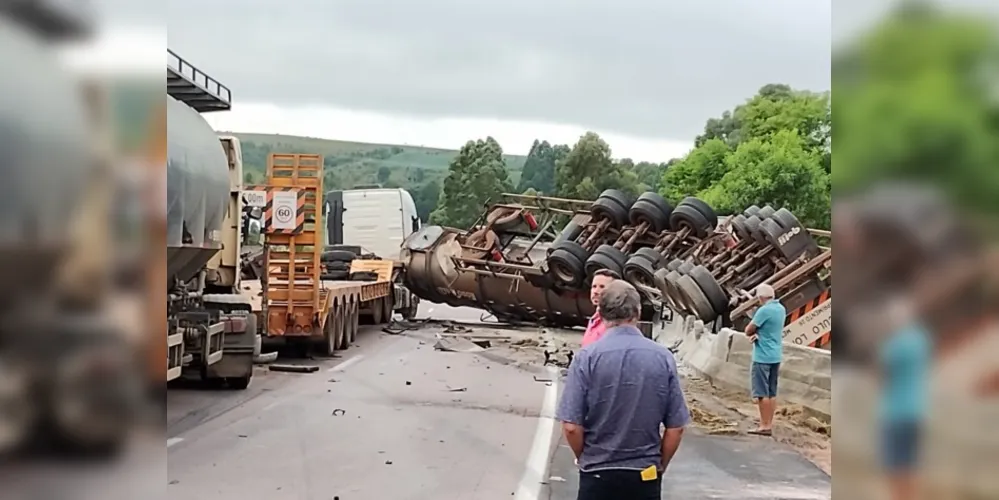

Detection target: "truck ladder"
[262, 153, 325, 335]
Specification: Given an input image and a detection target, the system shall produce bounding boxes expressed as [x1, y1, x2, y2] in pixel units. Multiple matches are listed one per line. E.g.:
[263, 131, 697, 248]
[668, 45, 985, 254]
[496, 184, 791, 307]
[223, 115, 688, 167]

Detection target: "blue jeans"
[751, 362, 780, 399]
[881, 420, 922, 472]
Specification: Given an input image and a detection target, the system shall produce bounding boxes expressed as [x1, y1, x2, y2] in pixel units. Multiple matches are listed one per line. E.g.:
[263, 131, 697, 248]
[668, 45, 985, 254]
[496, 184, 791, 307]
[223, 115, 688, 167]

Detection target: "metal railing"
[167, 49, 231, 105]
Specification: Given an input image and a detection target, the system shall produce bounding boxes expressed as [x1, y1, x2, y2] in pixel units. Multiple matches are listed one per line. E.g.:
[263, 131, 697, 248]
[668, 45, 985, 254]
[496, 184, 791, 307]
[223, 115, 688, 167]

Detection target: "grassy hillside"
[231, 132, 526, 187]
[228, 132, 528, 222]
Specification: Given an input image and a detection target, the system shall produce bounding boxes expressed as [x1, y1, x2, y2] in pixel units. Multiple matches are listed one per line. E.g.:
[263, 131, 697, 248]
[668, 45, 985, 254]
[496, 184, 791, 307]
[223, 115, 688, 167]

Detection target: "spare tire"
[325, 261, 350, 272]
[322, 270, 349, 280]
[322, 250, 357, 262]
[349, 271, 379, 281]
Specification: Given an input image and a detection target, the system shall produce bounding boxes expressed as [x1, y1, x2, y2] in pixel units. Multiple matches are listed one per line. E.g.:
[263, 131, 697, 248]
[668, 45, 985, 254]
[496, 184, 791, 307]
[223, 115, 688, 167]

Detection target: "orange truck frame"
[244, 153, 393, 355]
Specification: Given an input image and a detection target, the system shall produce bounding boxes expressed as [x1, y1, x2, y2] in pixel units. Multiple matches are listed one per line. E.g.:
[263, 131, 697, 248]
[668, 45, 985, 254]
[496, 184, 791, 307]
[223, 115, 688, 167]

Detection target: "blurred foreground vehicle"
[0, 8, 143, 456]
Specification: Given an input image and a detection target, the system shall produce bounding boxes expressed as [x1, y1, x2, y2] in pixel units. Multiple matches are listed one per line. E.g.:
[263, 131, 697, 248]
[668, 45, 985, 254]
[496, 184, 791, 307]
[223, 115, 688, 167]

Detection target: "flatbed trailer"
[252, 153, 392, 355]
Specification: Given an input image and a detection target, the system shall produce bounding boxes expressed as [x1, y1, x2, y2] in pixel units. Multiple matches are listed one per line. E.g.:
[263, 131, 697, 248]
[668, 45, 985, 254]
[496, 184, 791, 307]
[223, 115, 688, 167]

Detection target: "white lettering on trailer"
[242, 190, 267, 207]
[782, 298, 831, 346]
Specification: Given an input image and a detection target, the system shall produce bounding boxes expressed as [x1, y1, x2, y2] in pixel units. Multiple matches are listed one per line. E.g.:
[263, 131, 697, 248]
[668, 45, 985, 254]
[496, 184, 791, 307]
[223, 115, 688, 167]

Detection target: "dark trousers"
[577, 469, 661, 500]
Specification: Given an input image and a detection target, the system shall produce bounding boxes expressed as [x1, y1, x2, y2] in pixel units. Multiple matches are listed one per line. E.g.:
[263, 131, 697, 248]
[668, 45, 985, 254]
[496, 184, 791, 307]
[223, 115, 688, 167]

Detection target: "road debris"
[269, 364, 319, 373]
[332, 409, 346, 417]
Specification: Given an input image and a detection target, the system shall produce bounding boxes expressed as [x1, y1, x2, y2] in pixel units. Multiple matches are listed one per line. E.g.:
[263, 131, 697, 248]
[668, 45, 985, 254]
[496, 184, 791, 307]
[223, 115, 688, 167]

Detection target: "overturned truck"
[401, 191, 831, 344]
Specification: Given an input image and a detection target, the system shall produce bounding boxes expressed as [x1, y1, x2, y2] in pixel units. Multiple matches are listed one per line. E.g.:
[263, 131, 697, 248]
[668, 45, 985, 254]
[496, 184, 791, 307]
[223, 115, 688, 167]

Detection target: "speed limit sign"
[271, 191, 297, 230]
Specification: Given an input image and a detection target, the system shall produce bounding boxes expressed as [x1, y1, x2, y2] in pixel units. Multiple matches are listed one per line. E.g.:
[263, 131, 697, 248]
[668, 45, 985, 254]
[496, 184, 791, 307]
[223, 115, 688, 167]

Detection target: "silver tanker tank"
[0, 18, 92, 301]
[166, 95, 230, 284]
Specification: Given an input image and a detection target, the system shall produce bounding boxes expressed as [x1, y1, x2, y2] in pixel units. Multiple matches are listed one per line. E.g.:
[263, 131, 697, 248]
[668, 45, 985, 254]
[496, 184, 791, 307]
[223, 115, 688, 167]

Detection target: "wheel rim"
[551, 261, 577, 283]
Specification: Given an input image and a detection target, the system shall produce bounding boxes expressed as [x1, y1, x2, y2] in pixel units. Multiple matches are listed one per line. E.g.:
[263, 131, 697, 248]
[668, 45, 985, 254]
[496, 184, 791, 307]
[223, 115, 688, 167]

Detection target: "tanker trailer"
[0, 15, 142, 456]
[166, 95, 258, 389]
[401, 191, 830, 337]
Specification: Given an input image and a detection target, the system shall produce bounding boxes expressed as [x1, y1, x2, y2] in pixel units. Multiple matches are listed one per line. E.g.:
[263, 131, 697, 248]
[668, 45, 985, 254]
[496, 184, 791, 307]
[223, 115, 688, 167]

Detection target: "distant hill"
[229, 132, 528, 221]
[230, 132, 526, 185]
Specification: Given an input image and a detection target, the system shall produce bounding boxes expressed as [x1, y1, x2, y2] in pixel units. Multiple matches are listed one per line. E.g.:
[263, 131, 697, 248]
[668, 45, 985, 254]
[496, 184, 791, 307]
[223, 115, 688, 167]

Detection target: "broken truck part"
[401, 191, 831, 345]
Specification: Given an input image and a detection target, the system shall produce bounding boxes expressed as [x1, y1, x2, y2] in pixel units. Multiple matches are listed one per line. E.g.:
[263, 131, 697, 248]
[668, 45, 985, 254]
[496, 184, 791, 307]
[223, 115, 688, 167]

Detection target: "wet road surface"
[167, 322, 556, 500]
[166, 302, 830, 499]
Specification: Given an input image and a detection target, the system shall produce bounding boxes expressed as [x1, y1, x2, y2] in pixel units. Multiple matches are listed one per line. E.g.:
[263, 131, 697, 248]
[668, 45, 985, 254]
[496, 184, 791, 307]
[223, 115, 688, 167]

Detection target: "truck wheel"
[321, 311, 337, 356]
[382, 294, 394, 322]
[348, 302, 359, 343]
[624, 254, 657, 288]
[372, 298, 384, 324]
[402, 296, 419, 320]
[677, 275, 718, 322]
[584, 244, 628, 279]
[689, 265, 730, 315]
[335, 307, 349, 350]
[226, 375, 251, 390]
[629, 192, 673, 233]
[669, 204, 712, 239]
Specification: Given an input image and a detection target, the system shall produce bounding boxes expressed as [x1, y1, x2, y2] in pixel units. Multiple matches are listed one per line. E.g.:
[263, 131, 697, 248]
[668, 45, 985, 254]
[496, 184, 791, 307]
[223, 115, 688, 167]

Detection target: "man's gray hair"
[755, 283, 775, 300]
[598, 280, 642, 325]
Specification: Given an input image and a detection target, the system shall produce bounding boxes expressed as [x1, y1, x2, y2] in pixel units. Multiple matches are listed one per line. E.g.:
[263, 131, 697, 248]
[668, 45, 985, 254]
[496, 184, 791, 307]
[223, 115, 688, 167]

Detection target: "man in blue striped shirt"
[557, 280, 690, 500]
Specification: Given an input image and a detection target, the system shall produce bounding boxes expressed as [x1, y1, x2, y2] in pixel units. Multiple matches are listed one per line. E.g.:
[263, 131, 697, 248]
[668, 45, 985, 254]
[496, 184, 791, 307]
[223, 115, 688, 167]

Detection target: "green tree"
[556, 132, 639, 200]
[430, 137, 512, 227]
[516, 140, 568, 194]
[700, 130, 830, 228]
[832, 4, 999, 217]
[660, 139, 732, 203]
[377, 166, 392, 185]
[413, 181, 441, 222]
[662, 84, 832, 228]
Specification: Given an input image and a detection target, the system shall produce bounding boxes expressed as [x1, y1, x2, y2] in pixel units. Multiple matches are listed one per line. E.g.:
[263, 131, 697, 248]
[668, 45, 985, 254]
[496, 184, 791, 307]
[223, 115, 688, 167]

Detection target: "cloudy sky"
[104, 0, 839, 160]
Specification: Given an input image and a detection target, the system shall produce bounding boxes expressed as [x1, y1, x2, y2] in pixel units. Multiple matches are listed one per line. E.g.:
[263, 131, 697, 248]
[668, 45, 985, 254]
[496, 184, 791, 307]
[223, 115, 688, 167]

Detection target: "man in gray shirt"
[556, 280, 689, 500]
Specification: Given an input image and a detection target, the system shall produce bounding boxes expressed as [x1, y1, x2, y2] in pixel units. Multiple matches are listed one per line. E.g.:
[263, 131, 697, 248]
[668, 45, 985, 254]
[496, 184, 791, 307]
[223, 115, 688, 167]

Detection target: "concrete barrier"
[659, 317, 832, 422]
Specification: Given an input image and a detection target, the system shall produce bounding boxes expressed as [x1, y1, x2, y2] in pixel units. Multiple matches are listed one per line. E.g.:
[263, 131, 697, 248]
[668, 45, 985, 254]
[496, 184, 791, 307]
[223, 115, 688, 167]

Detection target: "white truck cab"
[324, 187, 421, 318]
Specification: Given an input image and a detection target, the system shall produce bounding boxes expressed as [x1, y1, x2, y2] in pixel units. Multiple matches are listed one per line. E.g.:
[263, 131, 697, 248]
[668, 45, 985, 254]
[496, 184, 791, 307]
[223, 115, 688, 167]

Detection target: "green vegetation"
[662, 84, 832, 229]
[831, 2, 999, 221]
[232, 80, 835, 229]
[430, 137, 512, 228]
[232, 133, 528, 221]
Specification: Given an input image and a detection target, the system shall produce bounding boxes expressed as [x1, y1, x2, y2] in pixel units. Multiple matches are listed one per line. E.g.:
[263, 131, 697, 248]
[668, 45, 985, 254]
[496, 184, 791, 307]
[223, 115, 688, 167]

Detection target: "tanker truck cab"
[324, 187, 421, 319]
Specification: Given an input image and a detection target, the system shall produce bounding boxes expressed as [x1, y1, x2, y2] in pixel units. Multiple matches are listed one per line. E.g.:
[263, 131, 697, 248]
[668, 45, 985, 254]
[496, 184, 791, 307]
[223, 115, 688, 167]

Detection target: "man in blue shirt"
[556, 280, 690, 500]
[744, 284, 786, 436]
[878, 298, 931, 500]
